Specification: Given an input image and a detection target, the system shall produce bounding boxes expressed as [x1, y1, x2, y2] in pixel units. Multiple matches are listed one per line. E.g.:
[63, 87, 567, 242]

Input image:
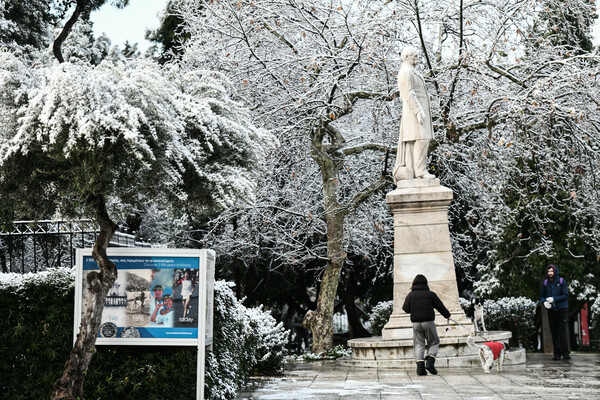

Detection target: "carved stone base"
[381, 179, 473, 341]
[343, 331, 526, 368]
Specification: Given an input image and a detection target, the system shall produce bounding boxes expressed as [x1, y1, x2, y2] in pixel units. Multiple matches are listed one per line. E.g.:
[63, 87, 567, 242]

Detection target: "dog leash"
[446, 317, 490, 341]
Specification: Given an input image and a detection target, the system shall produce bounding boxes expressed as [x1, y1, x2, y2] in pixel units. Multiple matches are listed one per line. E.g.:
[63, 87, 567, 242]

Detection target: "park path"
[237, 353, 600, 399]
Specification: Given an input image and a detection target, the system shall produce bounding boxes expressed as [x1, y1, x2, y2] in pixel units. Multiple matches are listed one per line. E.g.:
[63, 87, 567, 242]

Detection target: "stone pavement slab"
[236, 353, 600, 400]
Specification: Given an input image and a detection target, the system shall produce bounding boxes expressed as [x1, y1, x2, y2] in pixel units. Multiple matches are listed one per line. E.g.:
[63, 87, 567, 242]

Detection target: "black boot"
[416, 361, 427, 376]
[425, 355, 438, 375]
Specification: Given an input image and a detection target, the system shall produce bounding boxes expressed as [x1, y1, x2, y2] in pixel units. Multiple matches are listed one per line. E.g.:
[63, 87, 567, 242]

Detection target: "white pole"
[197, 250, 208, 400]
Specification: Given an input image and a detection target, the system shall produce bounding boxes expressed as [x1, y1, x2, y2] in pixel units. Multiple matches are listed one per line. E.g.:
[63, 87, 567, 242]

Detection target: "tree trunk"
[303, 123, 347, 353]
[344, 271, 371, 339]
[51, 195, 118, 400]
[304, 211, 345, 353]
[53, 0, 88, 63]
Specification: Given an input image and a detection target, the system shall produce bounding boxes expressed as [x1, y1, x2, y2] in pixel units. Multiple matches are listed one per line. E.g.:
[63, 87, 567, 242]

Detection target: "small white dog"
[467, 297, 487, 333]
[466, 336, 509, 374]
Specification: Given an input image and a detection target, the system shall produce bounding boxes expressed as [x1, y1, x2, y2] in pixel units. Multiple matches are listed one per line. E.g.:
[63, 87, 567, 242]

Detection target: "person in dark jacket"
[402, 274, 451, 376]
[540, 264, 570, 360]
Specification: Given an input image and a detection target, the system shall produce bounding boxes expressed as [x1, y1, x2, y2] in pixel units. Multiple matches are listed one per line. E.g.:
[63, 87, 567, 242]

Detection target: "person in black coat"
[402, 274, 451, 376]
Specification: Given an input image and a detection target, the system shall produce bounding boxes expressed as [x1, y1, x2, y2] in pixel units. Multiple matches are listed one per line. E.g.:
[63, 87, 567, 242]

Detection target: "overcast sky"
[92, 1, 600, 51]
[90, 0, 167, 51]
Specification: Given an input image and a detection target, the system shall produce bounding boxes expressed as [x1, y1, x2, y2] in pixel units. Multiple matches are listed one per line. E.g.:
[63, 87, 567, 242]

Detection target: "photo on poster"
[81, 267, 127, 338]
[125, 270, 152, 327]
[149, 268, 175, 327]
[173, 268, 199, 327]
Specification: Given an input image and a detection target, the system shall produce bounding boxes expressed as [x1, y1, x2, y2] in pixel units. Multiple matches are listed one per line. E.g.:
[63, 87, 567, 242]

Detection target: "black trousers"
[548, 309, 569, 356]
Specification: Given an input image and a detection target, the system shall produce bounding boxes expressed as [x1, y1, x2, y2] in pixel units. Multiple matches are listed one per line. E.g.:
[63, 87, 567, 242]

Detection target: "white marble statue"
[393, 46, 435, 182]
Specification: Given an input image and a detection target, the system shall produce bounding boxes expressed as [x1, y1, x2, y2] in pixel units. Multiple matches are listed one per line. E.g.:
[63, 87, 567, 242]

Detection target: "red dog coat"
[483, 342, 505, 360]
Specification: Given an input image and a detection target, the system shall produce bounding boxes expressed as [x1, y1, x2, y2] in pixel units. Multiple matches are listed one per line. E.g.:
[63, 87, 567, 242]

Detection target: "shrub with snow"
[247, 305, 288, 374]
[0, 269, 287, 400]
[205, 281, 288, 400]
[481, 297, 536, 349]
[369, 300, 393, 336]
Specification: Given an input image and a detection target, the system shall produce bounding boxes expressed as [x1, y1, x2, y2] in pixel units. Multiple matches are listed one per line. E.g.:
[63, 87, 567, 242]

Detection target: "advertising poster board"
[74, 248, 215, 347]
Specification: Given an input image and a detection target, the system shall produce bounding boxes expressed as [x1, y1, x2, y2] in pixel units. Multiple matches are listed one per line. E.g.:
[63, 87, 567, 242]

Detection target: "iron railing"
[0, 219, 152, 273]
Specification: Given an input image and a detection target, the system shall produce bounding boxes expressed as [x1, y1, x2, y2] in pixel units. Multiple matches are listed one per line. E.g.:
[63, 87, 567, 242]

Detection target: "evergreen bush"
[475, 297, 536, 349]
[368, 300, 393, 336]
[0, 268, 287, 399]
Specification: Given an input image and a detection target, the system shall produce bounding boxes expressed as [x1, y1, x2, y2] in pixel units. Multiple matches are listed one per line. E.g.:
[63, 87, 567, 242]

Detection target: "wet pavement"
[237, 353, 600, 399]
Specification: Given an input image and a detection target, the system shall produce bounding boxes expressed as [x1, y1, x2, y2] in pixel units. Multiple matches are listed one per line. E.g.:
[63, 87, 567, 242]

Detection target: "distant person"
[292, 311, 309, 354]
[540, 264, 570, 360]
[402, 274, 451, 376]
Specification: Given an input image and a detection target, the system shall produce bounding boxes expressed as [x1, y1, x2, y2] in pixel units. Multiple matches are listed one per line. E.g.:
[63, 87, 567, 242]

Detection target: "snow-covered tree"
[176, 0, 412, 352]
[0, 0, 55, 52]
[176, 0, 600, 352]
[51, 0, 129, 63]
[378, 0, 600, 301]
[146, 0, 190, 64]
[0, 52, 274, 399]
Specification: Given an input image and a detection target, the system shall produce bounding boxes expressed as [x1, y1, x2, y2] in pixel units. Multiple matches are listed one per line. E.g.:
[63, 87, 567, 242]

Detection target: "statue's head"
[401, 46, 419, 66]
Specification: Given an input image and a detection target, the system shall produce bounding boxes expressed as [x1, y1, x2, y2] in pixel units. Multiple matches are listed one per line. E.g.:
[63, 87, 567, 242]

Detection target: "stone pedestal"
[342, 332, 526, 368]
[344, 178, 525, 368]
[382, 179, 472, 340]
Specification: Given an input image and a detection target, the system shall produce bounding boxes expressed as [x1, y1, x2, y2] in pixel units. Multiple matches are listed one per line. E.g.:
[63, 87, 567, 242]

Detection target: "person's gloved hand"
[544, 301, 552, 309]
[546, 297, 554, 303]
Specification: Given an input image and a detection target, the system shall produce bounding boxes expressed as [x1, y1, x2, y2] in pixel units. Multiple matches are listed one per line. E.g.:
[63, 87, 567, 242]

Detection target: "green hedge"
[0, 269, 74, 399]
[460, 296, 537, 349]
[0, 269, 287, 399]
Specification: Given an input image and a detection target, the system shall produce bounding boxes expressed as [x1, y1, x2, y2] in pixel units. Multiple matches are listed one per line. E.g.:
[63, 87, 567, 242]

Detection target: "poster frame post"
[196, 249, 215, 400]
[73, 248, 215, 400]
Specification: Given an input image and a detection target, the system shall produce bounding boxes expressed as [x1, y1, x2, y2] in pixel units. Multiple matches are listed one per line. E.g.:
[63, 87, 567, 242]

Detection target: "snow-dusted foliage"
[176, 0, 412, 349]
[0, 266, 73, 294]
[177, 0, 600, 307]
[246, 305, 288, 373]
[0, 0, 53, 53]
[0, 271, 287, 399]
[483, 297, 537, 348]
[177, 0, 400, 266]
[174, 0, 404, 327]
[300, 344, 351, 361]
[44, 20, 113, 66]
[570, 276, 597, 303]
[421, 0, 600, 298]
[368, 300, 394, 336]
[206, 281, 289, 400]
[0, 51, 275, 219]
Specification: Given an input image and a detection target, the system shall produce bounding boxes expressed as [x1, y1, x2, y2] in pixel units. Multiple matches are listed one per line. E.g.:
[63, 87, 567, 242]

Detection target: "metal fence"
[0, 219, 151, 273]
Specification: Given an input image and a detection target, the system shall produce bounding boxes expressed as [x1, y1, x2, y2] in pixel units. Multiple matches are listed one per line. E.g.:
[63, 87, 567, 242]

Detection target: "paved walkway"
[237, 353, 600, 399]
